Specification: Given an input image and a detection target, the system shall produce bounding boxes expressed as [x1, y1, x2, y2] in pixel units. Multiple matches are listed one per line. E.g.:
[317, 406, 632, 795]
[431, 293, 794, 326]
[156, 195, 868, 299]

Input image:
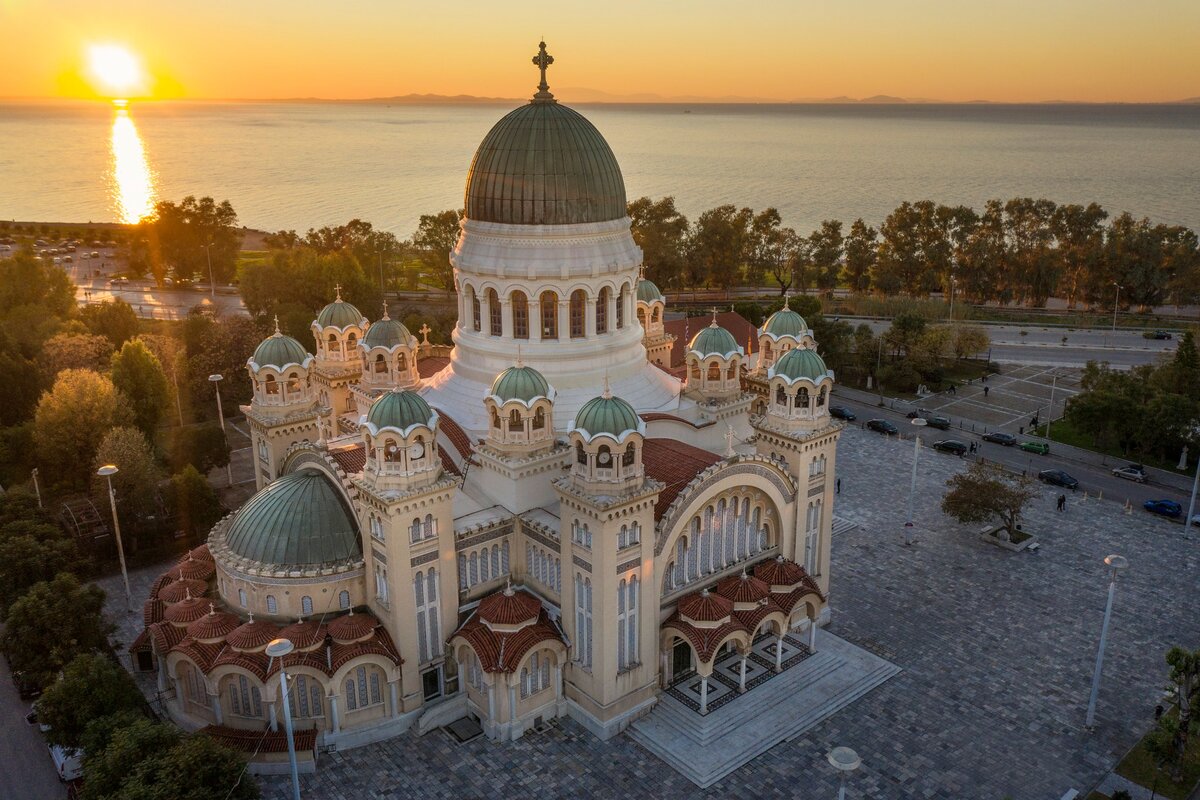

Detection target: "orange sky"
[1, 0, 1197, 102]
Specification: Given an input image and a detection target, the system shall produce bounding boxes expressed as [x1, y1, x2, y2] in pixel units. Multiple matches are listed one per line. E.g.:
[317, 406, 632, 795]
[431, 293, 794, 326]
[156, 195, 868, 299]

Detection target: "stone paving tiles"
[98, 425, 1200, 800]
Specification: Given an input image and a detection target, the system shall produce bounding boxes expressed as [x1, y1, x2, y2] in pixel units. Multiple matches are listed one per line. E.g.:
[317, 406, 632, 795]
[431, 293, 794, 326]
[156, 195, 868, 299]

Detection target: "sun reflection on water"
[109, 107, 156, 223]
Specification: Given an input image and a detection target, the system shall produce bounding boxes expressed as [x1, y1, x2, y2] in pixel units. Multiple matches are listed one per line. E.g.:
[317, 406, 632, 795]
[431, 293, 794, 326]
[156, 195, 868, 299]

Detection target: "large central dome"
[464, 101, 627, 226]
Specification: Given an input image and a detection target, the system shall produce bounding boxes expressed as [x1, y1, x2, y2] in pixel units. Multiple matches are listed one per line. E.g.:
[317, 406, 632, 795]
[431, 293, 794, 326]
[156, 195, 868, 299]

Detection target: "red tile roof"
[163, 595, 211, 625]
[158, 578, 209, 603]
[329, 443, 366, 474]
[148, 620, 186, 653]
[170, 638, 225, 672]
[433, 407, 474, 459]
[477, 588, 541, 626]
[148, 572, 173, 600]
[173, 557, 216, 582]
[663, 311, 759, 367]
[327, 610, 378, 643]
[638, 412, 714, 429]
[226, 619, 280, 652]
[715, 572, 771, 605]
[143, 598, 164, 627]
[439, 445, 461, 477]
[642, 438, 723, 520]
[418, 356, 450, 379]
[189, 544, 214, 562]
[732, 598, 785, 634]
[753, 556, 809, 589]
[772, 581, 826, 616]
[278, 620, 325, 650]
[213, 648, 270, 681]
[187, 610, 242, 641]
[661, 615, 748, 664]
[328, 628, 403, 673]
[453, 608, 565, 673]
[676, 590, 733, 623]
[201, 725, 317, 755]
[129, 627, 150, 653]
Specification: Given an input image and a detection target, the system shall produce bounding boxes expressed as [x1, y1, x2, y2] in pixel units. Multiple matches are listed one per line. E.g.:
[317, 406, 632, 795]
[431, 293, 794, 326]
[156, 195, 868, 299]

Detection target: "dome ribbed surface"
[224, 470, 361, 568]
[771, 348, 831, 383]
[362, 317, 410, 350]
[715, 572, 771, 604]
[366, 389, 435, 432]
[226, 619, 281, 651]
[762, 307, 807, 338]
[677, 591, 733, 623]
[315, 298, 365, 329]
[478, 588, 542, 627]
[490, 365, 551, 404]
[252, 332, 311, 370]
[573, 394, 640, 440]
[328, 611, 377, 643]
[159, 578, 209, 603]
[464, 101, 627, 226]
[187, 609, 241, 641]
[753, 556, 808, 588]
[278, 619, 324, 650]
[163, 595, 210, 625]
[173, 557, 216, 582]
[689, 323, 740, 357]
[636, 278, 664, 303]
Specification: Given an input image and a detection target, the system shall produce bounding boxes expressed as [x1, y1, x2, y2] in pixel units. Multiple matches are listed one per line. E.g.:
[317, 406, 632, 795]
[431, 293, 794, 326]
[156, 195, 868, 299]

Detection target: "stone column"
[210, 693, 224, 726]
[699, 676, 709, 714]
[660, 650, 670, 688]
[607, 290, 617, 335]
[554, 664, 563, 703]
[508, 684, 517, 725]
[775, 634, 784, 672]
[390, 680, 400, 718]
[557, 301, 569, 341]
[585, 293, 596, 338]
[267, 701, 278, 732]
[328, 694, 340, 734]
[530, 299, 542, 341]
[487, 682, 496, 721]
[808, 620, 818, 652]
[156, 658, 168, 692]
[739, 654, 748, 693]
[501, 298, 513, 339]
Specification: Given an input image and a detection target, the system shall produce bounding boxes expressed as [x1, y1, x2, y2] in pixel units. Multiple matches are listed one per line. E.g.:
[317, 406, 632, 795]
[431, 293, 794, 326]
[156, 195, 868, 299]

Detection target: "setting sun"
[86, 44, 144, 97]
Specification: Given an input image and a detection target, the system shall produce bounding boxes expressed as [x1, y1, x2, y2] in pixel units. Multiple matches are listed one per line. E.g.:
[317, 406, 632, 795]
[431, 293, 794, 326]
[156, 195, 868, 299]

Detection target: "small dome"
[187, 608, 241, 641]
[478, 586, 542, 627]
[328, 611, 378, 643]
[224, 470, 361, 568]
[636, 278, 664, 304]
[251, 330, 311, 371]
[715, 572, 771, 604]
[365, 389, 436, 434]
[572, 392, 641, 442]
[688, 323, 741, 358]
[159, 578, 209, 604]
[490, 365, 552, 405]
[315, 296, 365, 330]
[226, 616, 280, 651]
[753, 555, 808, 589]
[173, 556, 216, 582]
[188, 544, 214, 562]
[677, 590, 733, 623]
[362, 316, 411, 350]
[278, 619, 324, 650]
[770, 349, 831, 384]
[762, 306, 808, 339]
[163, 594, 210, 626]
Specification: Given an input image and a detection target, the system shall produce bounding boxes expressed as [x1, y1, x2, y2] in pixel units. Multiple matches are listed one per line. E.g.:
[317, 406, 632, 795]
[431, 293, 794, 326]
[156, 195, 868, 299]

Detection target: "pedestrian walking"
[948, 383, 957, 396]
[836, 478, 841, 494]
[1057, 494, 1067, 512]
[1019, 426, 1024, 436]
[984, 385, 990, 398]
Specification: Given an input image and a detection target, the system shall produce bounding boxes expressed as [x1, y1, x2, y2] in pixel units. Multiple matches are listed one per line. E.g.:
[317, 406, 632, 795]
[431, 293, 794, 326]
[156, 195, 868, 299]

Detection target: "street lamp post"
[1185, 431, 1200, 530]
[1085, 553, 1129, 729]
[201, 243, 215, 300]
[209, 374, 233, 487]
[1111, 283, 1122, 337]
[97, 465, 133, 612]
[31, 468, 42, 509]
[828, 746, 862, 800]
[265, 638, 302, 800]
[905, 418, 927, 545]
[948, 276, 957, 324]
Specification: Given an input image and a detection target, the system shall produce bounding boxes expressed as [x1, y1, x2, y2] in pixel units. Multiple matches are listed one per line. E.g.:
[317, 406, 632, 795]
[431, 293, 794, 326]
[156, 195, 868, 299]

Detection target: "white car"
[1111, 465, 1148, 483]
[49, 744, 82, 781]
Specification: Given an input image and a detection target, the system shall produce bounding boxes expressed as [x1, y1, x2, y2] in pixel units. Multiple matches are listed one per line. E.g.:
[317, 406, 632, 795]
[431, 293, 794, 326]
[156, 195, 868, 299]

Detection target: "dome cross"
[334, 283, 343, 301]
[532, 41, 555, 102]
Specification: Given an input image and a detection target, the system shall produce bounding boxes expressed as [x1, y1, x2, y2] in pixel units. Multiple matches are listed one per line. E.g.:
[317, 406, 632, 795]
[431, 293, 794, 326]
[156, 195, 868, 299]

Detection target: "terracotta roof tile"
[329, 628, 403, 673]
[642, 438, 723, 520]
[163, 595, 210, 625]
[433, 408, 474, 459]
[453, 608, 564, 673]
[753, 556, 809, 588]
[148, 620, 186, 653]
[226, 619, 281, 652]
[714, 572, 771, 604]
[187, 609, 242, 641]
[664, 311, 759, 368]
[418, 356, 450, 379]
[200, 725, 316, 755]
[129, 627, 151, 653]
[213, 648, 270, 681]
[169, 638, 225, 672]
[327, 610, 378, 642]
[661, 614, 748, 663]
[158, 578, 210, 603]
[329, 443, 366, 474]
[439, 445, 462, 477]
[188, 544, 214, 562]
[477, 588, 541, 626]
[277, 620, 325, 650]
[676, 590, 733, 622]
[173, 557, 216, 582]
[148, 572, 174, 600]
[732, 598, 785, 634]
[143, 598, 164, 627]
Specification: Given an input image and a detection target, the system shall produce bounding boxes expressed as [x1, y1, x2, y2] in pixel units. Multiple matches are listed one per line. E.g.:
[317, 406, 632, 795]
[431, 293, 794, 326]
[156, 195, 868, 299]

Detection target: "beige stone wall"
[215, 561, 365, 622]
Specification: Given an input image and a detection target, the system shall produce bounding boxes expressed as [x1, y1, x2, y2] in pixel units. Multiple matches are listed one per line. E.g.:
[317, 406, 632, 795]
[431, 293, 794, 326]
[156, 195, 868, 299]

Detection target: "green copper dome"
[315, 296, 366, 330]
[224, 470, 361, 568]
[365, 389, 436, 434]
[771, 348, 831, 383]
[762, 306, 807, 339]
[362, 316, 410, 350]
[251, 331, 311, 370]
[689, 323, 741, 358]
[636, 278, 664, 304]
[464, 101, 627, 226]
[572, 393, 642, 442]
[490, 365, 552, 405]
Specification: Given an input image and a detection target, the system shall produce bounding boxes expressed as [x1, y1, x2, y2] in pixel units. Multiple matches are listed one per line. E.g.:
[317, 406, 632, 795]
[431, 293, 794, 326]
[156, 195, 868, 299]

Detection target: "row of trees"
[629, 196, 1200, 309]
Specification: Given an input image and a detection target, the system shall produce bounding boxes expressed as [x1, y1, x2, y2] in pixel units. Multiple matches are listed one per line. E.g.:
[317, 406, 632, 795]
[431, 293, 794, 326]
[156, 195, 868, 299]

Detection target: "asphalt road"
[0, 657, 65, 800]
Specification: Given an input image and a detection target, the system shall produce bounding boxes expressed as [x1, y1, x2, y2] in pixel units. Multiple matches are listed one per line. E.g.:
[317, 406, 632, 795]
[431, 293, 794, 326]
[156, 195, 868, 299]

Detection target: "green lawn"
[1036, 418, 1186, 475]
[1110, 708, 1200, 800]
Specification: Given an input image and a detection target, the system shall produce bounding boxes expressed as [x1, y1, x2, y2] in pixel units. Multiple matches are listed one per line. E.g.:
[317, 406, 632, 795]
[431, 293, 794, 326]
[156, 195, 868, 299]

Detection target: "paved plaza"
[99, 426, 1199, 799]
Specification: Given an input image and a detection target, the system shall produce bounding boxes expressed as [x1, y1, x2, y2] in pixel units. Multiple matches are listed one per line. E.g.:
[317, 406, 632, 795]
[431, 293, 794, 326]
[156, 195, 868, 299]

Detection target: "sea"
[1, 101, 1198, 237]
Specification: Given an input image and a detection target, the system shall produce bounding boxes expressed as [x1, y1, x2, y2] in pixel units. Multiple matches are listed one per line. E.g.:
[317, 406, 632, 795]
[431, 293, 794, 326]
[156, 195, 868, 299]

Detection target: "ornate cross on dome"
[334, 283, 343, 301]
[418, 323, 431, 345]
[532, 41, 555, 101]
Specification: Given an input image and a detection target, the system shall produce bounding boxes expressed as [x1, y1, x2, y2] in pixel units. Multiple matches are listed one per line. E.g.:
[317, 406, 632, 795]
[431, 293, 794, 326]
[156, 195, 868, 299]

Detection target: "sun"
[86, 44, 144, 98]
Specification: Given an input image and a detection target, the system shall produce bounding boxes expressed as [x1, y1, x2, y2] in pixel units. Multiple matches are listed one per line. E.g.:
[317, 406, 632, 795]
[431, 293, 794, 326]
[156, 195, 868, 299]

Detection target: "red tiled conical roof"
[327, 610, 377, 643]
[753, 556, 808, 588]
[174, 556, 216, 582]
[159, 578, 209, 603]
[226, 616, 281, 651]
[163, 594, 210, 625]
[187, 608, 241, 641]
[478, 586, 541, 627]
[188, 544, 214, 562]
[278, 619, 324, 650]
[715, 571, 771, 604]
[676, 589, 733, 623]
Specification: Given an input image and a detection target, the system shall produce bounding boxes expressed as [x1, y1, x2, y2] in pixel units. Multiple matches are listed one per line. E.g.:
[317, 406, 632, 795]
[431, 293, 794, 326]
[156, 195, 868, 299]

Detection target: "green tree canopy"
[411, 210, 462, 291]
[143, 196, 241, 285]
[2, 573, 112, 691]
[941, 462, 1038, 537]
[81, 713, 178, 800]
[110, 339, 170, 437]
[81, 299, 140, 350]
[38, 333, 114, 383]
[93, 728, 260, 800]
[92, 426, 165, 525]
[628, 196, 690, 290]
[0, 329, 42, 426]
[167, 465, 223, 539]
[36, 653, 145, 750]
[843, 219, 877, 294]
[34, 369, 134, 490]
[0, 519, 82, 619]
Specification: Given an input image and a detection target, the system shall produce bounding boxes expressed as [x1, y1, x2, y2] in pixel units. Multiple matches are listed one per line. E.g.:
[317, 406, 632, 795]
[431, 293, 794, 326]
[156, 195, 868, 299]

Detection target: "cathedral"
[132, 43, 843, 769]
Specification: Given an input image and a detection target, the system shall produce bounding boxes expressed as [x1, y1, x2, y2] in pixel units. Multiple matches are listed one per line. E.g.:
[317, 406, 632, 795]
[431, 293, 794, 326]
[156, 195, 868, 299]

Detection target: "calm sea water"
[1, 101, 1198, 237]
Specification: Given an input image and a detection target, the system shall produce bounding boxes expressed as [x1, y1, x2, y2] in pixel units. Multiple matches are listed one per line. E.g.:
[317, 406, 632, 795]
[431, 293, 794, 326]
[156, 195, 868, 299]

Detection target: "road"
[0, 657, 66, 800]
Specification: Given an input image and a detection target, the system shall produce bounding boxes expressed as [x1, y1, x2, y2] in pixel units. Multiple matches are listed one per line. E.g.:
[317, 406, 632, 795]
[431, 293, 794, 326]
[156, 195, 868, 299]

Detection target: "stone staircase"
[627, 631, 899, 788]
[831, 515, 859, 536]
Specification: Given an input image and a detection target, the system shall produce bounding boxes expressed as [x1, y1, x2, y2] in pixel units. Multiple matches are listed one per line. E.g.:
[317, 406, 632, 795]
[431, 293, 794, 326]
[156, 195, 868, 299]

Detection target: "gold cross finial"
[709, 307, 720, 326]
[418, 323, 431, 345]
[783, 291, 790, 310]
[532, 41, 555, 102]
[334, 283, 343, 301]
[273, 314, 281, 335]
[602, 371, 611, 399]
[381, 302, 389, 320]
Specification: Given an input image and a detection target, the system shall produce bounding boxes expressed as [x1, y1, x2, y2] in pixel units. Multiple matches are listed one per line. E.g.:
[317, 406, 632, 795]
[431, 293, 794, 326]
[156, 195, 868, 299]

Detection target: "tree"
[38, 333, 114, 383]
[411, 210, 462, 291]
[95, 730, 261, 800]
[238, 248, 380, 328]
[167, 423, 231, 475]
[743, 207, 783, 288]
[2, 573, 112, 691]
[144, 196, 241, 284]
[941, 462, 1038, 538]
[627, 196, 689, 289]
[136, 333, 186, 426]
[182, 310, 266, 412]
[959, 200, 1007, 303]
[0, 251, 76, 325]
[110, 339, 170, 437]
[0, 331, 42, 426]
[808, 220, 845, 295]
[92, 427, 165, 525]
[1164, 646, 1200, 781]
[81, 714, 180, 800]
[1003, 198, 1058, 305]
[34, 369, 134, 490]
[843, 219, 877, 293]
[0, 519, 82, 619]
[688, 205, 752, 289]
[36, 653, 145, 750]
[81, 300, 140, 350]
[953, 325, 991, 360]
[1052, 203, 1107, 308]
[167, 465, 223, 538]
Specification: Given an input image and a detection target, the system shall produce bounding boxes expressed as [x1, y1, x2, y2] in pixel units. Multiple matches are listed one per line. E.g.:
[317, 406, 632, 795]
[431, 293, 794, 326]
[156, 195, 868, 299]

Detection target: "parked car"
[1019, 441, 1050, 455]
[11, 669, 41, 700]
[866, 419, 898, 435]
[1143, 330, 1173, 340]
[49, 744, 83, 781]
[926, 416, 952, 430]
[829, 406, 856, 421]
[905, 408, 931, 420]
[932, 439, 968, 456]
[982, 431, 1017, 446]
[1143, 499, 1182, 518]
[1112, 464, 1148, 483]
[1038, 469, 1079, 490]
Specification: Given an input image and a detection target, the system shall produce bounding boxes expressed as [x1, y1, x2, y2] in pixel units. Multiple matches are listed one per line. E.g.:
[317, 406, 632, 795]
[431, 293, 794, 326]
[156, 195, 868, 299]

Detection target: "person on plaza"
[1057, 494, 1067, 512]
[984, 385, 990, 398]
[836, 477, 841, 494]
[948, 383, 957, 395]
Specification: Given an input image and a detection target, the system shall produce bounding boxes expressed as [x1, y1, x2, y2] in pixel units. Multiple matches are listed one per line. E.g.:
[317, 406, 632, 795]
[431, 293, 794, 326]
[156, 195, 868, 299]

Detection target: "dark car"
[926, 416, 952, 430]
[1144, 499, 1182, 518]
[1143, 330, 1173, 340]
[905, 408, 931, 420]
[829, 406, 856, 421]
[11, 670, 41, 700]
[1038, 469, 1079, 490]
[932, 439, 968, 456]
[866, 419, 898, 435]
[982, 431, 1017, 446]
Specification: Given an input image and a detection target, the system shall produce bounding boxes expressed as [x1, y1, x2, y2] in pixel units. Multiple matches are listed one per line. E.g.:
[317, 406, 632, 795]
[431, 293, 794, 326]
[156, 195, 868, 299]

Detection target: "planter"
[978, 525, 1036, 552]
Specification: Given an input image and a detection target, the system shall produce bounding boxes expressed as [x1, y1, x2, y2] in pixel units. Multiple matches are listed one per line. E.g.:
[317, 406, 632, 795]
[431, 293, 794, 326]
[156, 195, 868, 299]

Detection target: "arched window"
[423, 513, 435, 539]
[637, 307, 647, 328]
[512, 290, 528, 339]
[266, 595, 277, 614]
[652, 307, 661, 323]
[339, 590, 351, 609]
[470, 287, 481, 332]
[569, 290, 585, 338]
[540, 291, 558, 340]
[796, 388, 809, 408]
[775, 385, 786, 405]
[286, 372, 301, 394]
[414, 569, 441, 663]
[707, 362, 721, 381]
[287, 674, 323, 719]
[491, 408, 502, 429]
[508, 408, 522, 433]
[596, 287, 609, 334]
[229, 674, 263, 718]
[576, 442, 587, 465]
[491, 544, 500, 578]
[346, 332, 357, 350]
[487, 289, 501, 336]
[374, 354, 387, 374]
[532, 406, 545, 430]
[575, 574, 593, 669]
[265, 375, 279, 395]
[817, 387, 827, 407]
[622, 443, 635, 467]
[762, 340, 772, 365]
[617, 285, 626, 329]
[301, 596, 313, 615]
[238, 588, 247, 607]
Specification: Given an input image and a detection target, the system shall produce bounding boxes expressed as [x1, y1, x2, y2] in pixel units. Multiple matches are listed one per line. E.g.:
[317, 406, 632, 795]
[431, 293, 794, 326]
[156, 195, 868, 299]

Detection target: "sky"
[0, 0, 1197, 103]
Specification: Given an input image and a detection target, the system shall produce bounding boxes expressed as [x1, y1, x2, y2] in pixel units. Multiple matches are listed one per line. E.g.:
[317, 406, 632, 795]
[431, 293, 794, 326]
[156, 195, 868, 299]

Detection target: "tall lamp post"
[209, 374, 233, 487]
[1085, 553, 1129, 729]
[1185, 428, 1200, 530]
[266, 638, 302, 800]
[948, 276, 957, 324]
[201, 243, 216, 299]
[905, 418, 927, 545]
[97, 465, 133, 612]
[31, 468, 42, 509]
[1111, 282, 1122, 338]
[828, 746, 862, 800]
